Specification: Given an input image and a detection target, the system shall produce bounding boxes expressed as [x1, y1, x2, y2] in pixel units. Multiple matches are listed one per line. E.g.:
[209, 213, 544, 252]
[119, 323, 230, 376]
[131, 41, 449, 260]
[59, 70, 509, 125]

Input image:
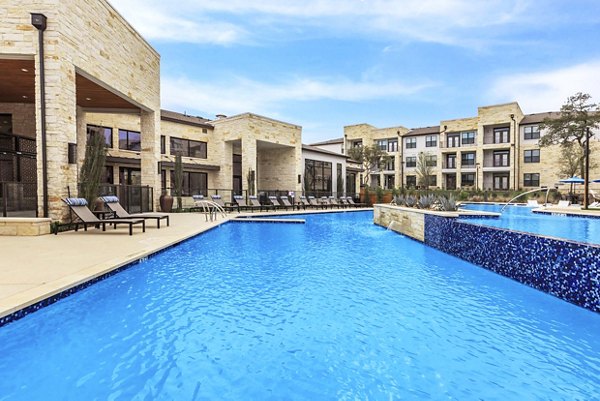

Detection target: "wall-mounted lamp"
[67, 143, 77, 164]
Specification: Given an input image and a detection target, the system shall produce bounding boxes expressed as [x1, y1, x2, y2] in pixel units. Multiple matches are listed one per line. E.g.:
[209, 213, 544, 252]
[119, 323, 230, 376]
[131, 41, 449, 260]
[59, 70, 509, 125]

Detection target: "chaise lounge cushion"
[64, 197, 88, 206]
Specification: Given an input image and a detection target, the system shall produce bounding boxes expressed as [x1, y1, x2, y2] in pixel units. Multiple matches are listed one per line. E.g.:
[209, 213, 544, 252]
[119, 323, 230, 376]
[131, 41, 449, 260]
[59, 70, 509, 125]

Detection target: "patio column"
[140, 109, 160, 210]
[242, 136, 257, 195]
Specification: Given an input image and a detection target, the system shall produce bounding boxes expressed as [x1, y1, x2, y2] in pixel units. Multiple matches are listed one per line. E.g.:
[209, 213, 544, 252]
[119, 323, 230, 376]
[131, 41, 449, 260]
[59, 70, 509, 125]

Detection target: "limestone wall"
[0, 103, 35, 138]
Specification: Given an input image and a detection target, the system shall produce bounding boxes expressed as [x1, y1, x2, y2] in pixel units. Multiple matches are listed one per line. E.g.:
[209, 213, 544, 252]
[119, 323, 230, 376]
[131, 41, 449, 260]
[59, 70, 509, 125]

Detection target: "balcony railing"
[1, 182, 37, 217]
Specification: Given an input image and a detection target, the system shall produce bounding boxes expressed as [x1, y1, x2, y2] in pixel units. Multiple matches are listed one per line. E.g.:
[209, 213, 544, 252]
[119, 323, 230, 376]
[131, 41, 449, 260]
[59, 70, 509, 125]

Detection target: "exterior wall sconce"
[68, 143, 77, 164]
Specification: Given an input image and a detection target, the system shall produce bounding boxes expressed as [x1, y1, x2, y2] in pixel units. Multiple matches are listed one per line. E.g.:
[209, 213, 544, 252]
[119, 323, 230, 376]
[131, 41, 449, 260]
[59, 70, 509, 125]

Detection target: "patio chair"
[268, 195, 288, 210]
[60, 198, 145, 235]
[101, 196, 169, 228]
[234, 195, 260, 212]
[210, 194, 237, 212]
[345, 196, 365, 207]
[320, 196, 332, 209]
[299, 196, 311, 209]
[557, 200, 571, 208]
[526, 200, 540, 207]
[328, 196, 343, 208]
[249, 195, 273, 212]
[589, 201, 600, 208]
[280, 196, 295, 210]
[307, 195, 324, 209]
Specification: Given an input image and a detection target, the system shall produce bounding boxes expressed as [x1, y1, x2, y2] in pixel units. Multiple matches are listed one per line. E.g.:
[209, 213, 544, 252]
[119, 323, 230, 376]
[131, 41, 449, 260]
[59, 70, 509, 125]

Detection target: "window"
[447, 134, 460, 148]
[377, 139, 387, 151]
[493, 174, 509, 190]
[102, 166, 114, 184]
[426, 135, 437, 147]
[524, 173, 540, 187]
[493, 150, 509, 167]
[87, 125, 113, 148]
[461, 131, 476, 145]
[352, 140, 362, 148]
[524, 149, 540, 163]
[387, 139, 398, 152]
[385, 158, 395, 171]
[461, 173, 475, 186]
[304, 159, 332, 195]
[405, 137, 416, 149]
[405, 156, 417, 168]
[446, 154, 456, 169]
[170, 171, 208, 196]
[170, 137, 207, 158]
[428, 175, 437, 187]
[0, 114, 11, 135]
[524, 125, 540, 140]
[406, 175, 416, 188]
[461, 152, 475, 166]
[160, 136, 166, 154]
[425, 155, 437, 167]
[493, 127, 510, 144]
[118, 129, 141, 151]
[385, 174, 395, 189]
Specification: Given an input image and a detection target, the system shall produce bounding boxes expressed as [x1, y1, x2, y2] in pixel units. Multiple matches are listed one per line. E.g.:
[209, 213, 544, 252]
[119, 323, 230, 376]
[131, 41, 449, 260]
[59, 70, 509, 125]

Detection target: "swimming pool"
[1, 211, 599, 400]
[460, 203, 600, 244]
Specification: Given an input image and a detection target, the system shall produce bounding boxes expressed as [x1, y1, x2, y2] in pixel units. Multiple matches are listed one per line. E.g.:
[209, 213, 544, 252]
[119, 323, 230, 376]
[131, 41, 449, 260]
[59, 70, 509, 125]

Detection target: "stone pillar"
[214, 141, 233, 191]
[76, 106, 87, 166]
[242, 136, 257, 194]
[35, 59, 78, 220]
[140, 109, 160, 210]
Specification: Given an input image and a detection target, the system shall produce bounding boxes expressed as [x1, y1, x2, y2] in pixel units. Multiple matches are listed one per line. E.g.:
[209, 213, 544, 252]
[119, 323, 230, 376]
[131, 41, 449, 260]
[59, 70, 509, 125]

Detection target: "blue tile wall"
[424, 214, 600, 313]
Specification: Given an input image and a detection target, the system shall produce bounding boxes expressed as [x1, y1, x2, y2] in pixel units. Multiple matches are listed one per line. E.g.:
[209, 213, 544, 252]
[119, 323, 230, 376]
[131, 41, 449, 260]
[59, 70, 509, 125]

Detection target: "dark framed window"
[428, 175, 437, 186]
[406, 175, 417, 188]
[524, 149, 540, 163]
[447, 134, 460, 148]
[425, 155, 437, 167]
[405, 156, 417, 168]
[461, 131, 475, 145]
[161, 169, 167, 191]
[524, 173, 540, 187]
[377, 139, 387, 151]
[426, 135, 437, 147]
[0, 114, 12, 135]
[170, 137, 207, 159]
[524, 125, 540, 140]
[170, 170, 208, 196]
[446, 154, 456, 169]
[493, 127, 509, 144]
[461, 173, 475, 186]
[87, 125, 113, 148]
[160, 135, 166, 154]
[385, 158, 395, 170]
[304, 159, 332, 195]
[493, 150, 509, 167]
[118, 129, 141, 151]
[385, 174, 395, 189]
[493, 174, 509, 190]
[352, 140, 362, 148]
[405, 137, 416, 149]
[387, 139, 398, 152]
[461, 152, 475, 166]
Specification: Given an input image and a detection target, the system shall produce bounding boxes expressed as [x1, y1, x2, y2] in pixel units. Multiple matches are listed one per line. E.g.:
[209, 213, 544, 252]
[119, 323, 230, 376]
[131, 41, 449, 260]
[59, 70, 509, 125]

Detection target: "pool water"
[1, 211, 599, 400]
[460, 203, 600, 245]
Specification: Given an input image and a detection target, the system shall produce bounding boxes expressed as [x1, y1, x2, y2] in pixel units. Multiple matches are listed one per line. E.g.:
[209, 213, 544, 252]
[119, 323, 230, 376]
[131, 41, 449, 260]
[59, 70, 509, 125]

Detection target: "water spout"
[387, 221, 395, 231]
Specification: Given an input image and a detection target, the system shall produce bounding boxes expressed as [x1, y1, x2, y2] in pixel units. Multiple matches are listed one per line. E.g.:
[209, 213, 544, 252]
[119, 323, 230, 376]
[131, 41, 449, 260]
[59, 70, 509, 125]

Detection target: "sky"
[111, 0, 600, 144]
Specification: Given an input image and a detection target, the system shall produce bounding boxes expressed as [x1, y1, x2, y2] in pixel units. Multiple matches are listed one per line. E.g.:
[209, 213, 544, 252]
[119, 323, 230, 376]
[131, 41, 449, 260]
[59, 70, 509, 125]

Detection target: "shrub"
[418, 194, 435, 209]
[405, 195, 417, 207]
[439, 195, 458, 211]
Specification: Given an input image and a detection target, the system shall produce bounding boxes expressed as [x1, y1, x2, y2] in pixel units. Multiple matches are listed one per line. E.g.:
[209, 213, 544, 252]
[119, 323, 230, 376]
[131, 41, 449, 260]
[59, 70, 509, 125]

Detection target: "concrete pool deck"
[0, 208, 370, 321]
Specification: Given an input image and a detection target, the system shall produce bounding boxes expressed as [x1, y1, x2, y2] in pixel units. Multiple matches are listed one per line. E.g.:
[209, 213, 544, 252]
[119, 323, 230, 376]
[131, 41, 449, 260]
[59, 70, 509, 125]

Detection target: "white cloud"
[488, 60, 600, 112]
[110, 0, 533, 46]
[161, 74, 435, 118]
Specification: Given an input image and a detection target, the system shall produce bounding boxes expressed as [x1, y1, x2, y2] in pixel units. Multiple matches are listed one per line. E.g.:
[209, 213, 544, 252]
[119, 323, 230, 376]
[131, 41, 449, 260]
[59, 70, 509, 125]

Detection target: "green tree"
[539, 92, 600, 177]
[348, 144, 390, 187]
[415, 152, 434, 189]
[79, 131, 107, 208]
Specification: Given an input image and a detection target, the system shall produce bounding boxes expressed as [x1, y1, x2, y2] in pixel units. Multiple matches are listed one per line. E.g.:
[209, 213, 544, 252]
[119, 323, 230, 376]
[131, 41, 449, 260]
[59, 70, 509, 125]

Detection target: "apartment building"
[336, 102, 599, 192]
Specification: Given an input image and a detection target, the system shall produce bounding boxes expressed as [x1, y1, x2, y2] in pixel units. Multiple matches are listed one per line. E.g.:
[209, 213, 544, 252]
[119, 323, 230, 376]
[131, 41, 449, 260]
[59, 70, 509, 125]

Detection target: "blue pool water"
[1, 211, 599, 400]
[460, 203, 600, 245]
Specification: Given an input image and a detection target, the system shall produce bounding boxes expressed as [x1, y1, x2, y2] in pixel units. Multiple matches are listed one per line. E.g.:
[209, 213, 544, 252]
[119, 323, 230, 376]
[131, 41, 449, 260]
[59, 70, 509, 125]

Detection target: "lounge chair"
[328, 196, 343, 208]
[249, 195, 273, 212]
[320, 196, 332, 209]
[210, 194, 237, 212]
[557, 200, 571, 208]
[299, 196, 311, 209]
[280, 196, 295, 210]
[308, 195, 324, 209]
[526, 200, 540, 207]
[234, 195, 260, 212]
[268, 195, 288, 210]
[61, 198, 145, 235]
[589, 201, 600, 208]
[101, 196, 169, 228]
[345, 196, 366, 207]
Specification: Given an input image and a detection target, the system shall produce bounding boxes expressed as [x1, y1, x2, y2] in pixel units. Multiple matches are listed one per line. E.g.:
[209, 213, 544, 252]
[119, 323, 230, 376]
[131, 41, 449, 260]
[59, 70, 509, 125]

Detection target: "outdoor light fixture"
[21, 68, 29, 73]
[68, 143, 77, 164]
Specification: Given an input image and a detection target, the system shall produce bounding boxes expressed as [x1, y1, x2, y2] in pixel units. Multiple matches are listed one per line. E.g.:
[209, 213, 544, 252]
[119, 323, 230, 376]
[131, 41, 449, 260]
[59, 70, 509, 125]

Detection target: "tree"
[336, 173, 344, 196]
[539, 92, 600, 177]
[347, 145, 390, 188]
[558, 142, 584, 178]
[415, 152, 434, 189]
[79, 131, 107, 208]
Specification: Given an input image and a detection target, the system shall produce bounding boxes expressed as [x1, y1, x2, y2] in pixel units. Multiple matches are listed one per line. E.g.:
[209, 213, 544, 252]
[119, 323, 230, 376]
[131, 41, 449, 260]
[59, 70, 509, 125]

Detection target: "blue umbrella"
[591, 178, 600, 183]
[559, 176, 585, 184]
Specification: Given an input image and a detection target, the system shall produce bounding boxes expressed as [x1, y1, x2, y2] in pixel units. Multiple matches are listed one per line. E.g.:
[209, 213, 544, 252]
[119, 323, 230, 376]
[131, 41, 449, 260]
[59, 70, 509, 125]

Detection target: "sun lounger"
[345, 196, 365, 207]
[328, 196, 343, 208]
[280, 196, 295, 210]
[61, 198, 145, 235]
[557, 200, 571, 208]
[249, 195, 273, 212]
[526, 200, 540, 207]
[299, 196, 311, 209]
[308, 195, 324, 209]
[210, 194, 237, 212]
[101, 196, 169, 228]
[268, 195, 288, 210]
[234, 195, 260, 212]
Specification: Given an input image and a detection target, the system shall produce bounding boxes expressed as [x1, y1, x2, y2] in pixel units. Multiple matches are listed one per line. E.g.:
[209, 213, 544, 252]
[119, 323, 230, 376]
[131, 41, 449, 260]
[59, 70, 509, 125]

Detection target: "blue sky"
[112, 0, 600, 143]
